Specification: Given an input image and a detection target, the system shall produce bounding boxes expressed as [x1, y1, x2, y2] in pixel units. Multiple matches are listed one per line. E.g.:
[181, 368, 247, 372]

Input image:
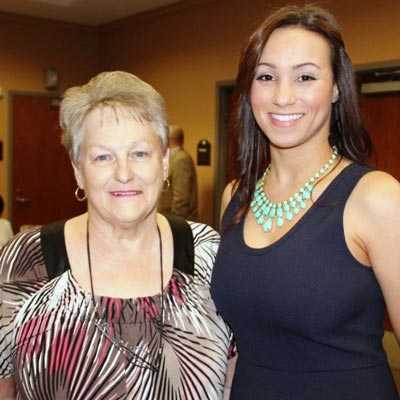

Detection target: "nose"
[272, 79, 296, 107]
[115, 158, 133, 183]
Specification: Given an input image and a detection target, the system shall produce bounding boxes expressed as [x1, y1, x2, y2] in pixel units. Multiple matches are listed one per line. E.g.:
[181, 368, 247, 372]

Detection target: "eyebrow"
[88, 140, 150, 149]
[257, 62, 321, 70]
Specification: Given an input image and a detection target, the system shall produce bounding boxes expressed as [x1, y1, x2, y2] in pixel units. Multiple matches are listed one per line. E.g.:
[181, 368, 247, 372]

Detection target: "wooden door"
[360, 92, 400, 179]
[12, 93, 86, 231]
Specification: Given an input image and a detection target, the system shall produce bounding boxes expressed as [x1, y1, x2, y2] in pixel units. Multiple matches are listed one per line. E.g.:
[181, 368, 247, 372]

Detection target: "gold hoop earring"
[162, 178, 170, 192]
[74, 187, 87, 202]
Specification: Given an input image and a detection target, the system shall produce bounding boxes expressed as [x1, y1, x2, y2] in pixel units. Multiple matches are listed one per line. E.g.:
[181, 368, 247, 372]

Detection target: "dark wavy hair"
[231, 5, 371, 223]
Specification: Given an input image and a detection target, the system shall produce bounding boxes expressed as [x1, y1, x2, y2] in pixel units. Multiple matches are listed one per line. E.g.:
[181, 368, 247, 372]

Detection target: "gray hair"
[60, 71, 169, 162]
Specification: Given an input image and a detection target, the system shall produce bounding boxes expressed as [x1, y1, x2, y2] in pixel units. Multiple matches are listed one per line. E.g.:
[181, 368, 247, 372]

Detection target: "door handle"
[16, 196, 32, 206]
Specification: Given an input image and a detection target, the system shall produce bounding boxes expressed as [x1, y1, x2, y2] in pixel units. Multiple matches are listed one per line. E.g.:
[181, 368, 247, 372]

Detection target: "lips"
[269, 112, 304, 128]
[110, 190, 141, 197]
[270, 113, 304, 122]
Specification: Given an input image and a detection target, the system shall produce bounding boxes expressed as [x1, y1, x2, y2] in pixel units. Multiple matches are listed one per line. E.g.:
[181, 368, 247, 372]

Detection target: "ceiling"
[0, 0, 181, 26]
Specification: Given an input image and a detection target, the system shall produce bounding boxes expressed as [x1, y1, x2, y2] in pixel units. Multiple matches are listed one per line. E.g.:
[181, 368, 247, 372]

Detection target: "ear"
[332, 83, 339, 103]
[72, 161, 85, 189]
[162, 148, 170, 181]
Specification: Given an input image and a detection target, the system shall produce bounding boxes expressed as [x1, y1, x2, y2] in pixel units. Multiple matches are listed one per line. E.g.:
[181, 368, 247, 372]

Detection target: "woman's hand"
[0, 378, 16, 399]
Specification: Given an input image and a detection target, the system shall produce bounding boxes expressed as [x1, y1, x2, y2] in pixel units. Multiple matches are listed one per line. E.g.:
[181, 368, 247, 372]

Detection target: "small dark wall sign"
[197, 139, 211, 166]
[0, 141, 3, 161]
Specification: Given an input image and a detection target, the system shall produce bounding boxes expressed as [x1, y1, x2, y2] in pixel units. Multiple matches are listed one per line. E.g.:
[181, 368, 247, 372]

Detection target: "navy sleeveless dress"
[211, 163, 399, 399]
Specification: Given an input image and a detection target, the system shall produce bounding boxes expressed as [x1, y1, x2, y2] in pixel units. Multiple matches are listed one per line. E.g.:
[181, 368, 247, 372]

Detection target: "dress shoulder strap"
[319, 163, 374, 206]
[164, 214, 195, 275]
[40, 220, 69, 280]
[41, 216, 195, 280]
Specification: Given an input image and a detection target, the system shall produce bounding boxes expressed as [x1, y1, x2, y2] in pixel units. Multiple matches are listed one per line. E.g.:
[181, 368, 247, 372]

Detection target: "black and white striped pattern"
[0, 222, 232, 399]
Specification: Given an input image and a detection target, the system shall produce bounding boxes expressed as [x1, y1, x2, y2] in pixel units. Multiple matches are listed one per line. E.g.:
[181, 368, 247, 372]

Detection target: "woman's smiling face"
[250, 26, 339, 150]
[74, 106, 168, 227]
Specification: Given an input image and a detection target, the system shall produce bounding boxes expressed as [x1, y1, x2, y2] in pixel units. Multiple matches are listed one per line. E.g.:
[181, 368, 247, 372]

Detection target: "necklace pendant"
[285, 211, 293, 221]
[251, 146, 338, 234]
[263, 218, 273, 232]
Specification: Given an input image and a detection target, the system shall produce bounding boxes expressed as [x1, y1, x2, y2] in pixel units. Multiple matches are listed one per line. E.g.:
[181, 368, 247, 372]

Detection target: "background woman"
[211, 6, 400, 399]
[0, 71, 231, 399]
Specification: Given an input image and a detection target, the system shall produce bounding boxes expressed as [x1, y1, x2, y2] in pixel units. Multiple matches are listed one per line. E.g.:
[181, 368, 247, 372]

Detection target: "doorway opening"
[214, 81, 237, 227]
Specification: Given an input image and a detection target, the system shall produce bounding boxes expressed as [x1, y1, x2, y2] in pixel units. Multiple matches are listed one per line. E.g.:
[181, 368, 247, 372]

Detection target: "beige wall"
[0, 12, 100, 218]
[1, 0, 399, 223]
[100, 0, 400, 225]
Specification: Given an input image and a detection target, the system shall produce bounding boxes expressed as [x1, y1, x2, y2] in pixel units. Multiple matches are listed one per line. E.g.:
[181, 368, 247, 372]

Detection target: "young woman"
[211, 6, 400, 399]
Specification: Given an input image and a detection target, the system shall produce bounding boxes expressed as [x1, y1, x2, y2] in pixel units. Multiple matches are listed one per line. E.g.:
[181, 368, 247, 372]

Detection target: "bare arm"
[349, 171, 400, 341]
[0, 378, 16, 399]
[223, 354, 238, 399]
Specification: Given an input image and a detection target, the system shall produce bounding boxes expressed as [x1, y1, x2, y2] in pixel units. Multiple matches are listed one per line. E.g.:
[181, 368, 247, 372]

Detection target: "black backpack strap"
[40, 220, 70, 280]
[164, 214, 195, 276]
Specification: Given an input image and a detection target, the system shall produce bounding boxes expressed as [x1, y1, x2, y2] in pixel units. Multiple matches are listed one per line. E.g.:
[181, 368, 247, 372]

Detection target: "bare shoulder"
[220, 180, 239, 221]
[348, 170, 400, 242]
[351, 170, 400, 213]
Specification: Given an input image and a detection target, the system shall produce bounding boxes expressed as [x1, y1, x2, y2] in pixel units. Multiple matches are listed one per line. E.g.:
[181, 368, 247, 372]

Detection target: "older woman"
[0, 71, 232, 399]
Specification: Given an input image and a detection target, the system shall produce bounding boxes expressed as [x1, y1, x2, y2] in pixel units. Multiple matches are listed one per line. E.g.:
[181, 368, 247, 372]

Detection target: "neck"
[84, 211, 159, 252]
[268, 141, 334, 186]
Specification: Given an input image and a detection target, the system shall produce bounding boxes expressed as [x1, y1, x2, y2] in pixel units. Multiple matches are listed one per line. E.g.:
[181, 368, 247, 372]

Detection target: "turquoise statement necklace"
[251, 146, 338, 233]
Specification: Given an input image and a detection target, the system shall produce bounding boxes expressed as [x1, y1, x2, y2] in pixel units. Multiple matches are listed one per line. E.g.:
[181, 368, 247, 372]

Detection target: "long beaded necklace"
[251, 146, 338, 233]
[86, 219, 164, 371]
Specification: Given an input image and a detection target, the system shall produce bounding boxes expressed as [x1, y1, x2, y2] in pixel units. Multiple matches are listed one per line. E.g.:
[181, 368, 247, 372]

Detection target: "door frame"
[355, 59, 400, 94]
[6, 91, 57, 224]
[214, 80, 235, 228]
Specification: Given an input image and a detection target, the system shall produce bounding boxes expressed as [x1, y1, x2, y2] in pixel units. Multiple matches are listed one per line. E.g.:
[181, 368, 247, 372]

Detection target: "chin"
[269, 130, 321, 150]
[110, 216, 142, 227]
[269, 138, 306, 150]
[115, 208, 157, 225]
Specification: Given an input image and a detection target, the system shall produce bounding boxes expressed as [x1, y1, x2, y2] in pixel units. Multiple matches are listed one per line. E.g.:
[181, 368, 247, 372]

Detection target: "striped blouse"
[0, 222, 232, 400]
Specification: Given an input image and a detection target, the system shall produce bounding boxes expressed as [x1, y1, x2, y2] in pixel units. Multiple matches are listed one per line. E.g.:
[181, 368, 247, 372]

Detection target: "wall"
[100, 0, 400, 225]
[0, 12, 100, 218]
[1, 0, 399, 223]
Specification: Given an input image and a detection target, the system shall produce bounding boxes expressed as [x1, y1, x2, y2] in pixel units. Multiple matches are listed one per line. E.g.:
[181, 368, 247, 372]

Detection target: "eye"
[255, 73, 275, 81]
[94, 153, 112, 162]
[131, 150, 151, 160]
[297, 74, 316, 82]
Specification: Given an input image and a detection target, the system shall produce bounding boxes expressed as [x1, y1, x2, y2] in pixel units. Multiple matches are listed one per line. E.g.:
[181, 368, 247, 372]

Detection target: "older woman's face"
[74, 106, 168, 227]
